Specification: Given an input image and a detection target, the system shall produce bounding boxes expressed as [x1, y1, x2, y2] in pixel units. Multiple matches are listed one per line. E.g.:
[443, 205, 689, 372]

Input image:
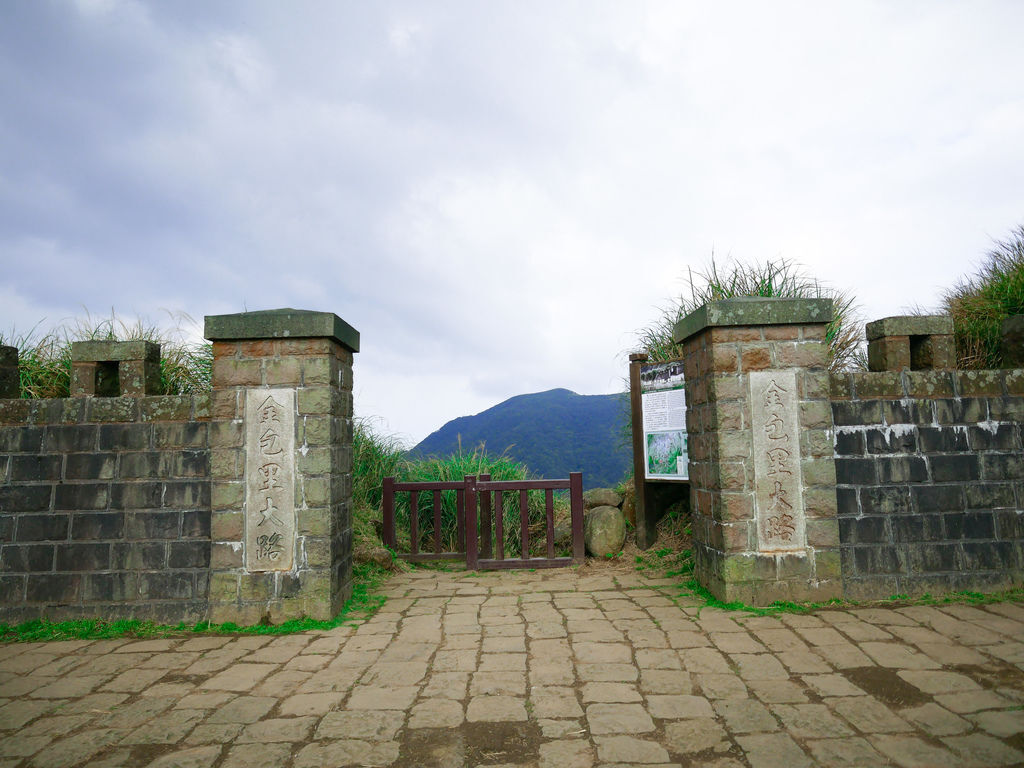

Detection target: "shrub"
[943, 224, 1024, 369]
[634, 257, 865, 373]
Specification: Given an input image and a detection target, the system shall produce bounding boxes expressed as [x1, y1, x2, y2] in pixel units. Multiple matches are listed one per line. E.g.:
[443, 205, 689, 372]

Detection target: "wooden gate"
[381, 473, 584, 569]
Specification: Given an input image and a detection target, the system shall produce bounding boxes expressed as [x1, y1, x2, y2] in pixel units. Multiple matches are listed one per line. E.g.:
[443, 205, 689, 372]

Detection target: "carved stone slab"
[749, 370, 805, 552]
[245, 388, 296, 571]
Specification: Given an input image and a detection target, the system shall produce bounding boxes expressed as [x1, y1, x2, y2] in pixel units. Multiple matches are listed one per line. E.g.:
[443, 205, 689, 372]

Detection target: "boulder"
[584, 505, 626, 557]
[355, 545, 395, 570]
[583, 487, 623, 509]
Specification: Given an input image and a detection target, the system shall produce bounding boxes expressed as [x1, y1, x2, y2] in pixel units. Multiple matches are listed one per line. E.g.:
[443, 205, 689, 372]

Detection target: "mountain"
[411, 388, 631, 490]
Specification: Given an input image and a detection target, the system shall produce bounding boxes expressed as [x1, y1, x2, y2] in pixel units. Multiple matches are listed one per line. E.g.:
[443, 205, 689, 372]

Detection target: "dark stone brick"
[54, 483, 110, 511]
[70, 512, 124, 540]
[16, 514, 69, 542]
[995, 509, 1024, 539]
[138, 572, 193, 600]
[10, 455, 63, 482]
[154, 422, 208, 449]
[44, 425, 97, 452]
[866, 427, 918, 455]
[981, 454, 1024, 481]
[961, 541, 1015, 571]
[109, 482, 163, 510]
[840, 546, 857, 576]
[25, 573, 81, 603]
[163, 481, 210, 509]
[877, 456, 928, 484]
[861, 486, 913, 516]
[968, 424, 1018, 451]
[0, 515, 11, 542]
[913, 485, 965, 514]
[98, 424, 152, 451]
[930, 455, 981, 483]
[64, 453, 116, 481]
[181, 510, 210, 539]
[0, 543, 53, 572]
[836, 458, 876, 485]
[988, 396, 1024, 422]
[966, 483, 1016, 510]
[118, 452, 162, 479]
[168, 450, 208, 478]
[838, 517, 856, 545]
[854, 546, 906, 575]
[908, 543, 958, 573]
[832, 400, 881, 427]
[126, 511, 179, 540]
[961, 511, 996, 540]
[0, 485, 52, 512]
[891, 515, 944, 543]
[918, 426, 969, 453]
[111, 542, 165, 570]
[852, 516, 889, 544]
[84, 572, 136, 602]
[0, 574, 25, 603]
[55, 543, 111, 571]
[834, 431, 865, 456]
[195, 570, 210, 600]
[168, 541, 209, 569]
[934, 397, 986, 425]
[0, 427, 43, 452]
[881, 400, 919, 425]
[836, 487, 859, 516]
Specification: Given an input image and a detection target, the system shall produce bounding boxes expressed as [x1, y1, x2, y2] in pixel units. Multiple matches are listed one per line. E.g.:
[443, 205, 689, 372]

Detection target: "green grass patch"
[0, 563, 390, 643]
[675, 577, 1024, 617]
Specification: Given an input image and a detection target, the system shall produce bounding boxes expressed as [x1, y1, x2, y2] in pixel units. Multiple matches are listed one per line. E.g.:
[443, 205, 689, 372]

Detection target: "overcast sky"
[2, 1, 1023, 445]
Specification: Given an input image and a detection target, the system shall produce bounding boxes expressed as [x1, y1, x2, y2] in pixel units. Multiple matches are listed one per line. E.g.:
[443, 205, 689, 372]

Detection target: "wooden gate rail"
[381, 472, 585, 570]
[381, 478, 466, 562]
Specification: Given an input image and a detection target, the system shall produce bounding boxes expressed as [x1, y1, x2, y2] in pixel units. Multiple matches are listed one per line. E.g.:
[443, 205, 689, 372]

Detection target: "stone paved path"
[2, 568, 1024, 767]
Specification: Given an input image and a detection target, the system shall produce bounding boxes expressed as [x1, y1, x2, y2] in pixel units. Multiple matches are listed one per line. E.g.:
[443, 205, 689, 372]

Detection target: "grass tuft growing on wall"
[634, 256, 866, 373]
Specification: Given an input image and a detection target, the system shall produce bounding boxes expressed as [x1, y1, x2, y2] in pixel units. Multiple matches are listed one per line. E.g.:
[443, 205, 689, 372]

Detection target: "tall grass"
[1, 311, 212, 397]
[634, 257, 866, 373]
[942, 224, 1024, 369]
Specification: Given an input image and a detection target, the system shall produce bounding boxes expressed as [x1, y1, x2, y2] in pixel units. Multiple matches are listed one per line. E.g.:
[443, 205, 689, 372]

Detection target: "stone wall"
[0, 394, 211, 624]
[832, 368, 1024, 598]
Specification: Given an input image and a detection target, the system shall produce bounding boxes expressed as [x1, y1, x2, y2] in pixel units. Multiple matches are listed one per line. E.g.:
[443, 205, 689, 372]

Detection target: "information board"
[639, 361, 688, 481]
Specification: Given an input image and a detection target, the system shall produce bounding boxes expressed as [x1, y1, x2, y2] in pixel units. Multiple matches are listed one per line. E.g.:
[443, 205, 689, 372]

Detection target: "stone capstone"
[583, 487, 623, 509]
[584, 506, 626, 557]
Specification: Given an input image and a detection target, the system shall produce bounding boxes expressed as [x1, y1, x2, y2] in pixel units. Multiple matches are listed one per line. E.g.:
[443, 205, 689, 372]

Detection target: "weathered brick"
[53, 483, 109, 511]
[139, 572, 193, 600]
[856, 372, 904, 399]
[16, 514, 69, 542]
[832, 400, 882, 427]
[140, 396, 192, 422]
[834, 430, 865, 457]
[86, 397, 139, 423]
[83, 572, 137, 602]
[967, 424, 1018, 451]
[866, 427, 918, 454]
[168, 541, 210, 569]
[25, 573, 80, 603]
[55, 543, 111, 571]
[877, 456, 928, 484]
[956, 370, 1003, 397]
[265, 357, 302, 386]
[853, 546, 905, 575]
[126, 511, 180, 540]
[70, 512, 124, 540]
[806, 518, 839, 547]
[799, 400, 832, 429]
[965, 483, 1015, 510]
[776, 341, 827, 368]
[211, 510, 244, 540]
[930, 454, 981, 483]
[904, 371, 955, 398]
[0, 485, 52, 512]
[980, 454, 1024, 481]
[65, 453, 116, 480]
[918, 426, 969, 453]
[913, 485, 965, 514]
[11, 454, 63, 481]
[45, 425, 97, 452]
[153, 421, 208, 449]
[861, 486, 912, 516]
[161, 481, 209, 508]
[908, 543, 958, 573]
[212, 358, 262, 388]
[740, 345, 771, 371]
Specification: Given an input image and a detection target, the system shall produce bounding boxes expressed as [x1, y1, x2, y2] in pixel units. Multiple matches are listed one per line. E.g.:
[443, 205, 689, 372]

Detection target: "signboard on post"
[640, 362, 689, 481]
[629, 354, 690, 550]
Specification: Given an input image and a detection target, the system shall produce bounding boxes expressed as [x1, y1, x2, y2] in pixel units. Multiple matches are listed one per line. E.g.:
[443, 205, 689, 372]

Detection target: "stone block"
[806, 518, 839, 548]
[140, 396, 192, 422]
[911, 334, 955, 370]
[905, 371, 955, 398]
[212, 358, 262, 388]
[87, 397, 138, 422]
[854, 371, 904, 398]
[205, 308, 360, 353]
[674, 297, 833, 344]
[776, 341, 828, 368]
[868, 336, 910, 372]
[865, 315, 953, 340]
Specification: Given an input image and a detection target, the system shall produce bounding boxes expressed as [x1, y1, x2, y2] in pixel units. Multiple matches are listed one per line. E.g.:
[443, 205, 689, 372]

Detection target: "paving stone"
[859, 642, 940, 670]
[663, 717, 731, 754]
[422, 672, 469, 699]
[635, 649, 682, 669]
[346, 685, 419, 710]
[205, 696, 276, 724]
[466, 695, 528, 722]
[648, 694, 714, 719]
[29, 728, 125, 768]
[106, 697, 177, 728]
[220, 742, 295, 768]
[538, 718, 585, 738]
[184, 723, 244, 745]
[734, 732, 812, 768]
[315, 710, 404, 741]
[666, 631, 712, 649]
[582, 682, 641, 703]
[585, 703, 655, 734]
[801, 673, 865, 697]
[869, 734, 958, 768]
[968, 708, 1024, 737]
[408, 699, 464, 728]
[120, 708, 205, 744]
[575, 663, 637, 682]
[713, 699, 779, 733]
[29, 676, 108, 699]
[471, 671, 526, 696]
[934, 689, 1013, 714]
[361, 661, 429, 685]
[530, 686, 584, 718]
[832, 696, 912, 733]
[804, 737, 884, 767]
[770, 703, 853, 738]
[572, 642, 632, 664]
[942, 732, 1024, 766]
[696, 673, 747, 700]
[529, 662, 576, 686]
[237, 715, 316, 743]
[279, 691, 345, 716]
[538, 739, 594, 768]
[144, 745, 221, 768]
[639, 669, 691, 694]
[594, 735, 669, 763]
[896, 669, 982, 694]
[900, 702, 971, 736]
[0, 699, 58, 729]
[200, 663, 278, 692]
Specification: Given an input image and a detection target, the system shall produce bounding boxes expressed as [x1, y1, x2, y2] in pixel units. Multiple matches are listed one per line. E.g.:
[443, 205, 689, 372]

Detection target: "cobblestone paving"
[2, 568, 1024, 767]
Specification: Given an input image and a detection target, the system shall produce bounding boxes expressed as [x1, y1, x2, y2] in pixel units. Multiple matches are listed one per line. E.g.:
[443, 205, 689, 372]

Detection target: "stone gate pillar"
[205, 309, 359, 624]
[673, 298, 841, 605]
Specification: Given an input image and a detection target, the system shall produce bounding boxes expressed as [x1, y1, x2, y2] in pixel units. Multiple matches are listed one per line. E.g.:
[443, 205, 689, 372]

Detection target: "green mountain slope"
[411, 388, 631, 490]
